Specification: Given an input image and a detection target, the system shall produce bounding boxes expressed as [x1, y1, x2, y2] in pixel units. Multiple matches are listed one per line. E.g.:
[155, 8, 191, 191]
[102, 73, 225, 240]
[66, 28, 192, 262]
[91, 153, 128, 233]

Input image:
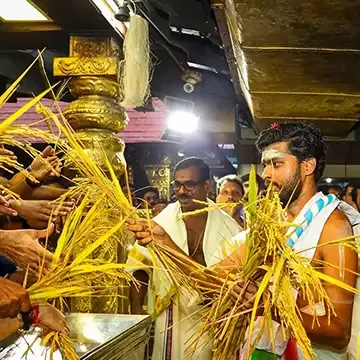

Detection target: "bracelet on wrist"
[20, 305, 40, 330]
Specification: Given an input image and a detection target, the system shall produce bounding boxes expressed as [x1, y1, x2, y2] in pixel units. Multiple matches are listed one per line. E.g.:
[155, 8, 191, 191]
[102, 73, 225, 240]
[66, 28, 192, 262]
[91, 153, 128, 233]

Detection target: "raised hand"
[0, 195, 18, 217]
[127, 218, 171, 246]
[0, 278, 31, 318]
[10, 199, 73, 226]
[37, 303, 69, 334]
[0, 224, 55, 276]
[229, 275, 258, 309]
[29, 146, 62, 182]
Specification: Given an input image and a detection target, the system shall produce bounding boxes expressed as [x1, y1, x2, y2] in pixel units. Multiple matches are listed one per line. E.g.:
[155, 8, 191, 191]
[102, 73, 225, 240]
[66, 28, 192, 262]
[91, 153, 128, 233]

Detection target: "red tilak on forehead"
[271, 122, 280, 130]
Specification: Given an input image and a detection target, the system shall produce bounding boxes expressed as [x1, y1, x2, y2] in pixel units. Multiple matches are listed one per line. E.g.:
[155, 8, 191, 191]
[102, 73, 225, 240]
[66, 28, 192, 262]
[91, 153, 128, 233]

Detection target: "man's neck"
[180, 199, 208, 214]
[286, 183, 318, 221]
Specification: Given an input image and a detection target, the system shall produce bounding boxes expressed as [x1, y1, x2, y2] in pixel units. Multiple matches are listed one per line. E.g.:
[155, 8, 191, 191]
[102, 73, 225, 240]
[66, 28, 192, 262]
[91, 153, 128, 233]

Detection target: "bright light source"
[167, 111, 199, 134]
[326, 178, 332, 184]
[0, 0, 49, 21]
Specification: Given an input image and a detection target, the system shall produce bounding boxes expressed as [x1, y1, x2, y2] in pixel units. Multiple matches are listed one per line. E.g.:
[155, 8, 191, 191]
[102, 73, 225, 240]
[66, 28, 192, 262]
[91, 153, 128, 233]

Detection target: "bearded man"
[131, 123, 360, 359]
[224, 122, 360, 359]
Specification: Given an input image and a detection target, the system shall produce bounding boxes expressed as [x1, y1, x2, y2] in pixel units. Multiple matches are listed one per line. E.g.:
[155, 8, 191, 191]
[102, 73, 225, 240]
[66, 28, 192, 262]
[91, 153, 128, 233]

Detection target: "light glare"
[0, 0, 48, 21]
[167, 111, 199, 134]
[325, 178, 332, 184]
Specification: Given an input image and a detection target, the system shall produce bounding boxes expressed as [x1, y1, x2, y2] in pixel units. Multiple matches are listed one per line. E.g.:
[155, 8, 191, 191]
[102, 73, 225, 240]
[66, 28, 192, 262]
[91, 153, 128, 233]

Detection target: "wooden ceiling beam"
[0, 22, 62, 32]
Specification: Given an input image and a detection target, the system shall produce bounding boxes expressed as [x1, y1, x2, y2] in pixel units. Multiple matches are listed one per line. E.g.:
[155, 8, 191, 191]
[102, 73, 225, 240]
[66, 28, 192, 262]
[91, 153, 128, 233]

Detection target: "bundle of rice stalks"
[11, 99, 145, 359]
[0, 52, 68, 184]
[0, 59, 142, 358]
[35, 100, 134, 216]
[147, 167, 360, 360]
[25, 191, 147, 359]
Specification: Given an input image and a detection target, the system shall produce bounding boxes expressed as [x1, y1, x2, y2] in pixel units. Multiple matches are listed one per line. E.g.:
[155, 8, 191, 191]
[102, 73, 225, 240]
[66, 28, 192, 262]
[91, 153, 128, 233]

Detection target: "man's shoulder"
[215, 207, 241, 226]
[319, 208, 352, 245]
[325, 208, 351, 228]
[153, 202, 179, 222]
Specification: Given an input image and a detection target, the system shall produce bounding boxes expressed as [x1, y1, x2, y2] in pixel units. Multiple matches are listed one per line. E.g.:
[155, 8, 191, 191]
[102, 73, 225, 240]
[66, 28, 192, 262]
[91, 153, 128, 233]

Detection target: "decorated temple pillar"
[144, 156, 172, 202]
[54, 36, 129, 314]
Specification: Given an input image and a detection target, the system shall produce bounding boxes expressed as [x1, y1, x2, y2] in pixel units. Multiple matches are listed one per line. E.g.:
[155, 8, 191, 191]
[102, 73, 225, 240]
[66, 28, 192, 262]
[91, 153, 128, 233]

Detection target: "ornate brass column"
[54, 36, 129, 314]
[145, 156, 172, 201]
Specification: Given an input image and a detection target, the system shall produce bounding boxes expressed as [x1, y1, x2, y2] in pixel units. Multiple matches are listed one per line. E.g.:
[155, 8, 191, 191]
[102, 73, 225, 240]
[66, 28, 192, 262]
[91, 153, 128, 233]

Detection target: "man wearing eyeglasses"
[127, 157, 240, 360]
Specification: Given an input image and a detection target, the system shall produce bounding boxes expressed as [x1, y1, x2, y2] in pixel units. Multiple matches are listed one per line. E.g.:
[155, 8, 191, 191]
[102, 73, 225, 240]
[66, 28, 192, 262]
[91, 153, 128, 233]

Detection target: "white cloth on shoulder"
[127, 199, 241, 360]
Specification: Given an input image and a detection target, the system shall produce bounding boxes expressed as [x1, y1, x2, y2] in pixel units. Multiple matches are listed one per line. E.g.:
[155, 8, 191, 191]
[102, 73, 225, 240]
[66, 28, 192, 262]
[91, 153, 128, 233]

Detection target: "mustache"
[178, 194, 192, 200]
[265, 181, 279, 189]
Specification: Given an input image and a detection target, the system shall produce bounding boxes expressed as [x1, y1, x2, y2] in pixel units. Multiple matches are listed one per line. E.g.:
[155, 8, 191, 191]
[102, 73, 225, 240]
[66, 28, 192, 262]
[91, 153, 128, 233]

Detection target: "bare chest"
[184, 216, 207, 266]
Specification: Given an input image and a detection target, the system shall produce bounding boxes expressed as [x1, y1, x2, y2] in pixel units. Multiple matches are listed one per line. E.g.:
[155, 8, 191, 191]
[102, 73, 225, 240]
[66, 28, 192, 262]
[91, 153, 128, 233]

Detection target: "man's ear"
[204, 179, 212, 193]
[303, 158, 317, 177]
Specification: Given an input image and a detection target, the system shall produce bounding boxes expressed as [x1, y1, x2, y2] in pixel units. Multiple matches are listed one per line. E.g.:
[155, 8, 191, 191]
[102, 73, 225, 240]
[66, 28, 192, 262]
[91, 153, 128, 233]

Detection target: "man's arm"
[0, 318, 22, 340]
[127, 219, 237, 290]
[298, 209, 357, 350]
[129, 270, 149, 314]
[8, 145, 62, 199]
[27, 184, 68, 201]
[0, 225, 55, 275]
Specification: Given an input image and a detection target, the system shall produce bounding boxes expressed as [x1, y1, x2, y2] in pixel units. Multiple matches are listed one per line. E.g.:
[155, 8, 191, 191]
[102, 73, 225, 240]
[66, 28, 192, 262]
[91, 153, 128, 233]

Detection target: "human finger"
[33, 223, 55, 240]
[36, 247, 54, 265]
[19, 291, 31, 313]
[36, 212, 52, 221]
[42, 156, 58, 164]
[0, 149, 15, 157]
[136, 231, 151, 239]
[128, 224, 145, 232]
[8, 299, 21, 318]
[126, 218, 136, 225]
[0, 205, 18, 217]
[137, 237, 153, 246]
[247, 282, 258, 295]
[229, 289, 241, 304]
[0, 304, 11, 318]
[40, 205, 54, 216]
[0, 195, 10, 206]
[41, 146, 54, 158]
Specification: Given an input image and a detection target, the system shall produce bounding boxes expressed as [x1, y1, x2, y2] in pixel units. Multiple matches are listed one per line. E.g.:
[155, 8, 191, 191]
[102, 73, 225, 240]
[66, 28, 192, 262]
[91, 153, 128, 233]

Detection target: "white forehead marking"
[261, 148, 286, 163]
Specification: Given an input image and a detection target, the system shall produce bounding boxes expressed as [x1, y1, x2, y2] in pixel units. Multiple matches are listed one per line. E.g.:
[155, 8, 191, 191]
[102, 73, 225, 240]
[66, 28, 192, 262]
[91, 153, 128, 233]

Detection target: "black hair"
[142, 186, 160, 198]
[256, 122, 326, 182]
[327, 184, 343, 192]
[241, 173, 265, 187]
[174, 157, 210, 181]
[351, 183, 360, 204]
[317, 185, 328, 195]
[345, 183, 357, 192]
[216, 175, 244, 196]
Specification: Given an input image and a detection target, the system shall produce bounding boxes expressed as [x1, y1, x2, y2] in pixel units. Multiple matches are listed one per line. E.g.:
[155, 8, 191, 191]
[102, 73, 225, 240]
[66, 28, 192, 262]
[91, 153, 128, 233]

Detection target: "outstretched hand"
[0, 195, 18, 217]
[30, 146, 62, 181]
[0, 224, 55, 277]
[0, 278, 31, 318]
[37, 303, 69, 334]
[127, 218, 172, 246]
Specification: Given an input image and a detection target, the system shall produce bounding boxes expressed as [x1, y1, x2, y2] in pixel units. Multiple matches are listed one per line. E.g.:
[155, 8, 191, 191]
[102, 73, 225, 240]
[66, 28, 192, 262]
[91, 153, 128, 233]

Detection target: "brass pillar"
[145, 156, 172, 201]
[54, 36, 129, 314]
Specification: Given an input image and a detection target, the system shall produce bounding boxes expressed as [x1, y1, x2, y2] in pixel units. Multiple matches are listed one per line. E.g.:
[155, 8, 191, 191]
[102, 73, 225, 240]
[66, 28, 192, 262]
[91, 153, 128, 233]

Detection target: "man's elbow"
[330, 336, 350, 351]
[324, 326, 351, 351]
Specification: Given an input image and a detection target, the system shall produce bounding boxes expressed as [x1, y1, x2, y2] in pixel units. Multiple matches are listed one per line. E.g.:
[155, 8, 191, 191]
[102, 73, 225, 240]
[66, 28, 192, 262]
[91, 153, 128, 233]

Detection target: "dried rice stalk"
[148, 166, 360, 360]
[121, 11, 151, 107]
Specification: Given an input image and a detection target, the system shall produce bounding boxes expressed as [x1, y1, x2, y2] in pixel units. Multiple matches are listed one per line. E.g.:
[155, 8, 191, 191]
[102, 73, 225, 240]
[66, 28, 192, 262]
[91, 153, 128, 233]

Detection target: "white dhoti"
[127, 199, 241, 360]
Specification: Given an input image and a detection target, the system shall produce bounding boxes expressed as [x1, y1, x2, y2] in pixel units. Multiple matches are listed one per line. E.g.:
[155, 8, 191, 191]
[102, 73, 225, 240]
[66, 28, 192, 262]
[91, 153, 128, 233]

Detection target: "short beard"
[279, 165, 302, 206]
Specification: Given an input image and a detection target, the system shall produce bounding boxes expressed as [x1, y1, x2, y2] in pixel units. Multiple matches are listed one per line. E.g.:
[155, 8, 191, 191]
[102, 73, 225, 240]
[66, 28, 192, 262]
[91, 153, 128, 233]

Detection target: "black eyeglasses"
[172, 180, 204, 192]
